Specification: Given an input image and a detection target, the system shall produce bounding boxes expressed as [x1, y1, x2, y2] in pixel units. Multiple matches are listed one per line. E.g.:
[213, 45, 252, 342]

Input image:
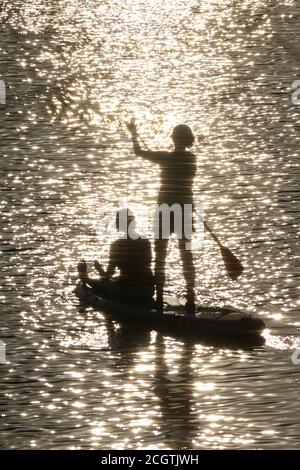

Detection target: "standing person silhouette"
[127, 120, 197, 313]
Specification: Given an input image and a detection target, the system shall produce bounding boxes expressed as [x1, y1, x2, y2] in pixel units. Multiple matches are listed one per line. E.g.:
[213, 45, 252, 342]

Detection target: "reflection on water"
[0, 0, 300, 450]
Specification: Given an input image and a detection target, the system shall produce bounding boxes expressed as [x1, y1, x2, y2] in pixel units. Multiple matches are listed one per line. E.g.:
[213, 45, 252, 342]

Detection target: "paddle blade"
[220, 245, 244, 280]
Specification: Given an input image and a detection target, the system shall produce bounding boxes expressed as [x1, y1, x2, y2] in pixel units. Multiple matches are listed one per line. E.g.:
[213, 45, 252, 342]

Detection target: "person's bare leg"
[154, 239, 168, 312]
[178, 239, 196, 314]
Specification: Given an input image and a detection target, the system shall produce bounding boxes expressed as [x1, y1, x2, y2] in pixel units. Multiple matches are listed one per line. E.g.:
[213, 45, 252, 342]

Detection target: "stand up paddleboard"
[75, 282, 265, 338]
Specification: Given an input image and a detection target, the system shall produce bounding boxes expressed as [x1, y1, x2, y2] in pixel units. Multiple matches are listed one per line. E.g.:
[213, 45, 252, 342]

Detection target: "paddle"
[204, 221, 244, 280]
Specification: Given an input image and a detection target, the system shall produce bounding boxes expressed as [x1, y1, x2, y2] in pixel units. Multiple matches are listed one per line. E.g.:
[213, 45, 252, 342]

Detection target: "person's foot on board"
[186, 302, 196, 315]
[186, 291, 196, 315]
[77, 259, 88, 282]
[154, 294, 164, 313]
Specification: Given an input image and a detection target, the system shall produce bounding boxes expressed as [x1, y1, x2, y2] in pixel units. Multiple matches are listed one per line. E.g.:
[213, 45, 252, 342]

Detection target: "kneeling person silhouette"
[78, 209, 155, 304]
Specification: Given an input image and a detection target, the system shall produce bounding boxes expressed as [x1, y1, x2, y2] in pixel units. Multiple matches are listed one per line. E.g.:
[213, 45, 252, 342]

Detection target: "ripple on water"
[1, 0, 300, 450]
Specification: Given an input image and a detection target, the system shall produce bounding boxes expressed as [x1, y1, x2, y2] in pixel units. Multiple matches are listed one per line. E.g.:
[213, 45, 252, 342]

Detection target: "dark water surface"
[0, 0, 300, 449]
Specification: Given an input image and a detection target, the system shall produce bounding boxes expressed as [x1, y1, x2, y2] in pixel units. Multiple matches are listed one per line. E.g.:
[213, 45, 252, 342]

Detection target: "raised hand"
[94, 260, 105, 276]
[77, 259, 88, 281]
[126, 118, 137, 136]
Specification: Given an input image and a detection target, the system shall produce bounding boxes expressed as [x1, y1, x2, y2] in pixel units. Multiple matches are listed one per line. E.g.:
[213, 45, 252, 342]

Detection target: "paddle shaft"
[204, 221, 222, 247]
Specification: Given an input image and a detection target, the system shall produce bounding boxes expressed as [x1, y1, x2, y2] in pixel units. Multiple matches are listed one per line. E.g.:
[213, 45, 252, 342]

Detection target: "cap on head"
[172, 124, 195, 148]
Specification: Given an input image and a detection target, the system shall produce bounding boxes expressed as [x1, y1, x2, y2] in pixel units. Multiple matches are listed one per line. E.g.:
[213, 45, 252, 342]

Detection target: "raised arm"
[94, 259, 116, 278]
[127, 119, 168, 163]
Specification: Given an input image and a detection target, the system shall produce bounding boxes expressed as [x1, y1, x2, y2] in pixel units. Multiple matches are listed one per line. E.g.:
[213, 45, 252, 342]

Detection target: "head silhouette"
[172, 124, 195, 149]
[116, 208, 136, 233]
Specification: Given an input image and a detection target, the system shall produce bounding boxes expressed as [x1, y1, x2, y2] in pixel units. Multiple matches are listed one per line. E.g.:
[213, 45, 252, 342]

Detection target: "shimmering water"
[1, 0, 300, 450]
